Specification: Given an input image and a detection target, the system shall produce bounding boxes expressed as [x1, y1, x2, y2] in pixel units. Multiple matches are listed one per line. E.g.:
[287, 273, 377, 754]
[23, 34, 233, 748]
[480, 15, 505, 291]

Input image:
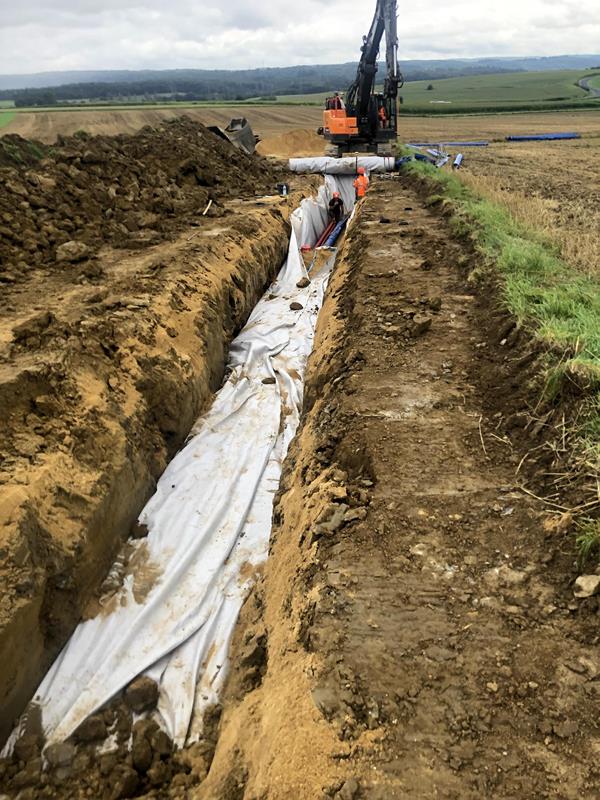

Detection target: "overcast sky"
[0, 0, 599, 74]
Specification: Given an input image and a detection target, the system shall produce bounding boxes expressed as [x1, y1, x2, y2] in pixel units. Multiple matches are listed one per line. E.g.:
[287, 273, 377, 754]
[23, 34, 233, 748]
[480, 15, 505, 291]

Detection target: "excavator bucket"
[207, 118, 258, 155]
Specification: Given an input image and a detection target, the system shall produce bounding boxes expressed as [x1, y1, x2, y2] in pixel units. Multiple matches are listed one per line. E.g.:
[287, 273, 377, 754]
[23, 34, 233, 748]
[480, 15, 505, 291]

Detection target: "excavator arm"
[321, 0, 403, 155]
[345, 0, 402, 117]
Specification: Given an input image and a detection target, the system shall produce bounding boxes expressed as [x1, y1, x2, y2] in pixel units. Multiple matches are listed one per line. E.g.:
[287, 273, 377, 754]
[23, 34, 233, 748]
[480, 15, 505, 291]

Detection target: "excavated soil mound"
[0, 116, 283, 284]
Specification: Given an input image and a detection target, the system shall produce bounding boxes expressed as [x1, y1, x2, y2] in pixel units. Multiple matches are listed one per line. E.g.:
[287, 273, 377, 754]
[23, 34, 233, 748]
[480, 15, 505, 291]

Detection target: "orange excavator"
[319, 0, 403, 156]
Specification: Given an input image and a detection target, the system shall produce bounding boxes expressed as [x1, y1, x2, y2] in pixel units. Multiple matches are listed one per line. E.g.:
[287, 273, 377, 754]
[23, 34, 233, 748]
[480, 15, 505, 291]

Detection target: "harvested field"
[3, 105, 600, 149]
[0, 106, 324, 144]
[454, 137, 600, 275]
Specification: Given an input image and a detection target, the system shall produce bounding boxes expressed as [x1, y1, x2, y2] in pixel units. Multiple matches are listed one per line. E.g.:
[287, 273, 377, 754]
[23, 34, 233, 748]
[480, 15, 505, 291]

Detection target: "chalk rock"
[574, 575, 600, 598]
[56, 240, 90, 263]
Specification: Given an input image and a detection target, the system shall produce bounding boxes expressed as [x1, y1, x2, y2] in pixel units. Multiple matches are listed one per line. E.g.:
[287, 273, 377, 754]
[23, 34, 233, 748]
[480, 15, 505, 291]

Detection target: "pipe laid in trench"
[3, 175, 357, 755]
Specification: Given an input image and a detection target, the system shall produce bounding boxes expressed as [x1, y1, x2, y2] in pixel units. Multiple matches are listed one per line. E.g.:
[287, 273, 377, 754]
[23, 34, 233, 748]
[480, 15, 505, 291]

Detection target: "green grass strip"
[0, 110, 15, 129]
[405, 159, 600, 557]
[406, 160, 600, 370]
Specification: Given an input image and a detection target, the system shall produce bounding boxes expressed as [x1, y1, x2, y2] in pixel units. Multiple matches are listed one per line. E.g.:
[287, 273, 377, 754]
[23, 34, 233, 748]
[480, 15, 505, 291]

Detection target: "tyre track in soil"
[206, 177, 600, 800]
[305, 180, 600, 798]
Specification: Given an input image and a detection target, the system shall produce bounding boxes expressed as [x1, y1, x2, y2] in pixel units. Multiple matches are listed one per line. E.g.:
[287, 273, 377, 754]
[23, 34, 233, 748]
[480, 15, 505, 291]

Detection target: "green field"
[277, 69, 600, 113]
[0, 111, 15, 128]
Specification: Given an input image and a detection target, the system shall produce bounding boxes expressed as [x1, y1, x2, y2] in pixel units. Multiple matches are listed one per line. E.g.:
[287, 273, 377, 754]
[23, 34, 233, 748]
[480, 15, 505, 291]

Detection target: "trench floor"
[306, 178, 600, 798]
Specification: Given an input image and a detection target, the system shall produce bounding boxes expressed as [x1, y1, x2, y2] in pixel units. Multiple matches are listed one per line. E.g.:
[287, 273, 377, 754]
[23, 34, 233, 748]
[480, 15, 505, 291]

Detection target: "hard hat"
[333, 191, 340, 198]
[358, 166, 366, 174]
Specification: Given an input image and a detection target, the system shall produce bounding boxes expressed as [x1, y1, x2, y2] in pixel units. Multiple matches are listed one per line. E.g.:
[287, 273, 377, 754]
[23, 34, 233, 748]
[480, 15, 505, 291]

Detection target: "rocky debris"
[11, 311, 54, 343]
[573, 575, 600, 598]
[109, 765, 139, 799]
[73, 714, 107, 743]
[13, 734, 41, 762]
[130, 520, 149, 539]
[262, 376, 277, 385]
[290, 301, 304, 311]
[337, 778, 360, 799]
[124, 676, 159, 713]
[0, 118, 283, 279]
[543, 512, 573, 535]
[409, 313, 432, 337]
[315, 503, 348, 535]
[55, 241, 90, 263]
[44, 742, 76, 768]
[296, 277, 311, 288]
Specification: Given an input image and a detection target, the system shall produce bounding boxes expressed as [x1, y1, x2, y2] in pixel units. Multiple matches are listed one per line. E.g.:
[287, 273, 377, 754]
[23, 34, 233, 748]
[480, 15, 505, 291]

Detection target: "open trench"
[197, 177, 600, 799]
[2, 171, 599, 800]
[0, 173, 355, 798]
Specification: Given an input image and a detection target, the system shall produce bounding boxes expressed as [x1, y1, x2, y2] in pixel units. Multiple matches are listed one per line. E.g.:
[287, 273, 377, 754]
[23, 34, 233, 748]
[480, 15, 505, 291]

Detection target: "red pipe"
[315, 220, 336, 248]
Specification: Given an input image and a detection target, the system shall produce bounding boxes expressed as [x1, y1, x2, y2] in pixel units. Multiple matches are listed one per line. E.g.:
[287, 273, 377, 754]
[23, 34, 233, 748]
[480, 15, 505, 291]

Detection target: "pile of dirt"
[0, 116, 284, 283]
[0, 135, 47, 169]
[0, 677, 219, 800]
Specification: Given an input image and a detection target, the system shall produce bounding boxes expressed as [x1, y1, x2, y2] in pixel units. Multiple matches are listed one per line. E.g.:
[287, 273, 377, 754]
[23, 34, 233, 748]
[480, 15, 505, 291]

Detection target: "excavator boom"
[321, 0, 402, 156]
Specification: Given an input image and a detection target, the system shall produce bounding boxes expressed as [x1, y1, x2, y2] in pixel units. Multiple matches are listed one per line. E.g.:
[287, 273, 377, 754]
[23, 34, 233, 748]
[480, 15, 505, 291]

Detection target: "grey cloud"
[0, 0, 598, 74]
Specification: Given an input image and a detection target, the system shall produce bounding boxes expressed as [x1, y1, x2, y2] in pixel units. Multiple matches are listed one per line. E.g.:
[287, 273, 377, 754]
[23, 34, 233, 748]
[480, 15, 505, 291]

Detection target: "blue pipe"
[506, 133, 580, 141]
[453, 153, 464, 169]
[323, 216, 348, 247]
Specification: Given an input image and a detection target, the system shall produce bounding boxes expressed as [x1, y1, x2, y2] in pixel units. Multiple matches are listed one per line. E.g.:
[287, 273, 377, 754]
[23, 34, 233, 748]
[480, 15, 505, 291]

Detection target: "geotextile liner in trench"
[4, 175, 356, 756]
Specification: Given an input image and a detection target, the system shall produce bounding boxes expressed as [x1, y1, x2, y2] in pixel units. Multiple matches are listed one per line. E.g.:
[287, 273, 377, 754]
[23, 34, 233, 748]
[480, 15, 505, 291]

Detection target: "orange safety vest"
[353, 174, 369, 198]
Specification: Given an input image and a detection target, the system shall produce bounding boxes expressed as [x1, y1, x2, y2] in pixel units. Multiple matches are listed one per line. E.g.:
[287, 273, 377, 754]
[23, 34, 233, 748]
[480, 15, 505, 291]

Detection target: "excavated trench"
[7, 169, 598, 800]
[0, 173, 356, 798]
[0, 185, 316, 747]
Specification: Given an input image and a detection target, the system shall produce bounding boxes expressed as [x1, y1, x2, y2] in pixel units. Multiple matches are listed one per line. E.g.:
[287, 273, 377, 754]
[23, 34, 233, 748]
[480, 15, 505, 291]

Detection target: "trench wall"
[0, 196, 305, 744]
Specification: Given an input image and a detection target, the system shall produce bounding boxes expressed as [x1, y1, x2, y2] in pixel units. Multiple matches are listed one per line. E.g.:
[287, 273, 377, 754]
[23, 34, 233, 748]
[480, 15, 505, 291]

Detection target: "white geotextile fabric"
[5, 181, 347, 752]
[289, 156, 396, 174]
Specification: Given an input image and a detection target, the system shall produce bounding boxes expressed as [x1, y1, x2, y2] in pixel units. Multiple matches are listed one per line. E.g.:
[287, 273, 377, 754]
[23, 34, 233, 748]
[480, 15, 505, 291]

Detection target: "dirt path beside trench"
[203, 178, 600, 799]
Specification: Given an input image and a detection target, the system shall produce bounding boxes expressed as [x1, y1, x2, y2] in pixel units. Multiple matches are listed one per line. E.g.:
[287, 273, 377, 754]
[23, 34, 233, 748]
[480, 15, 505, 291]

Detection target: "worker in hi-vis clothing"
[353, 167, 370, 201]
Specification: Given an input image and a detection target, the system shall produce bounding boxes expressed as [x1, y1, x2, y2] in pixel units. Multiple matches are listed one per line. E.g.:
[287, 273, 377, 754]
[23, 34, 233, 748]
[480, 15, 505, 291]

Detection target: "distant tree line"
[0, 63, 526, 107]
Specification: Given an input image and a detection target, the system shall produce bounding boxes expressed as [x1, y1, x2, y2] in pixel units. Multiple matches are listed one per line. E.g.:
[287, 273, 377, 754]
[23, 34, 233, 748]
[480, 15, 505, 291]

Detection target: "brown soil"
[2, 131, 600, 800]
[0, 119, 316, 748]
[198, 178, 600, 798]
[0, 117, 285, 283]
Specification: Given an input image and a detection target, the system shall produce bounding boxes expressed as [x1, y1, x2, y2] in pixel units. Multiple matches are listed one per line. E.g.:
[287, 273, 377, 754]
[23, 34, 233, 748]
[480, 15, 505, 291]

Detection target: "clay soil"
[199, 177, 600, 799]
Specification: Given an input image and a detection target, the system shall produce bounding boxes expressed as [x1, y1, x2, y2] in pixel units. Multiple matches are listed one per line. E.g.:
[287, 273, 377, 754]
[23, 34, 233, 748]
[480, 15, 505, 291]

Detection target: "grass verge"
[404, 158, 600, 561]
[0, 111, 15, 129]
